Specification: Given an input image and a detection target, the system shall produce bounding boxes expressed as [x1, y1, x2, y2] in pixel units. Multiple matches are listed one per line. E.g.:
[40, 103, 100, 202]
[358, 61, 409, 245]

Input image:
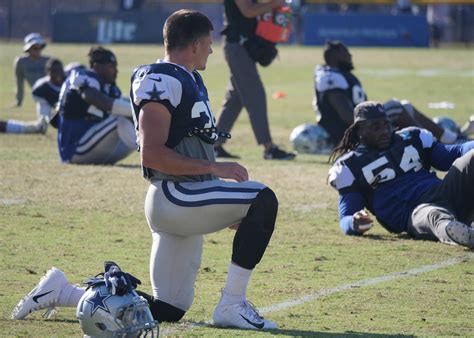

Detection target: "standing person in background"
[13, 33, 50, 107]
[1, 58, 64, 135]
[427, 4, 451, 48]
[214, 0, 296, 160]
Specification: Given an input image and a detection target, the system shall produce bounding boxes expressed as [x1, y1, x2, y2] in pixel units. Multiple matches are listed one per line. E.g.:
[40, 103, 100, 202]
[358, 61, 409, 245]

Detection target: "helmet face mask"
[77, 284, 158, 337]
[290, 123, 334, 154]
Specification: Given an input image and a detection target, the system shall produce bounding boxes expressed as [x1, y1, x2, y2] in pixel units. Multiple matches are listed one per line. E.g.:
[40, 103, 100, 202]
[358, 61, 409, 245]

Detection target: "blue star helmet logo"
[86, 288, 111, 316]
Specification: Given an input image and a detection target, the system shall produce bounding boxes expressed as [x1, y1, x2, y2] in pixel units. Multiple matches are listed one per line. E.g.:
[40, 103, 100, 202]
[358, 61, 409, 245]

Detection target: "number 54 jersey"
[328, 128, 442, 233]
[130, 61, 219, 182]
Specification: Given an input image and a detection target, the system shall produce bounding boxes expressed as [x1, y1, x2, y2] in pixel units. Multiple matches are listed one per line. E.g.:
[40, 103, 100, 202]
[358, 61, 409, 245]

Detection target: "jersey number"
[362, 145, 422, 185]
[191, 101, 216, 128]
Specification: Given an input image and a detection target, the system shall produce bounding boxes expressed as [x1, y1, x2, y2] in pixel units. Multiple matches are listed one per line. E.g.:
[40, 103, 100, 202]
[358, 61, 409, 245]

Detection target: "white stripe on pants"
[71, 115, 136, 164]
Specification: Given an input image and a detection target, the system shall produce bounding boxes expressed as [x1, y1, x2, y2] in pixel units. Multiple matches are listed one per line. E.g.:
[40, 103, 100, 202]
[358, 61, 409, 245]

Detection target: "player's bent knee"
[256, 187, 278, 231]
[231, 187, 279, 269]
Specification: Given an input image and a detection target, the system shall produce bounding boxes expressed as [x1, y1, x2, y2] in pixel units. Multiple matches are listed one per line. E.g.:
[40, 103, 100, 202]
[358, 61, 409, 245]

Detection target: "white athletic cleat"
[213, 299, 278, 330]
[11, 267, 67, 320]
[445, 221, 474, 249]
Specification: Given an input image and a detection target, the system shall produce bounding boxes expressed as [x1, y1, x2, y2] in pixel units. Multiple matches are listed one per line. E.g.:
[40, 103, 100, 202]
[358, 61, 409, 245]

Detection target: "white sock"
[221, 263, 252, 305]
[5, 120, 41, 134]
[58, 284, 86, 307]
[6, 120, 27, 133]
[440, 129, 458, 144]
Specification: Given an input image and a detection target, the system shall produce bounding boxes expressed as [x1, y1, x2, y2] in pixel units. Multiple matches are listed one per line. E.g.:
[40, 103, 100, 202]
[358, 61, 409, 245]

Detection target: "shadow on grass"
[363, 233, 411, 241]
[161, 321, 415, 337]
[268, 328, 415, 337]
[115, 163, 141, 169]
[294, 157, 332, 165]
[46, 318, 78, 324]
[0, 317, 78, 324]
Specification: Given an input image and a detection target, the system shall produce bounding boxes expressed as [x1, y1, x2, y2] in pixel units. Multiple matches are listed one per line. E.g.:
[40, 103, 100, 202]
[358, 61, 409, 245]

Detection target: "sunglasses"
[30, 45, 43, 50]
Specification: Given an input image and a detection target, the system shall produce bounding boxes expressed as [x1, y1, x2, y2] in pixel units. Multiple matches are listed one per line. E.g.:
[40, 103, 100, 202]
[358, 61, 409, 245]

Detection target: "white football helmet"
[289, 123, 333, 154]
[432, 116, 460, 134]
[76, 284, 158, 337]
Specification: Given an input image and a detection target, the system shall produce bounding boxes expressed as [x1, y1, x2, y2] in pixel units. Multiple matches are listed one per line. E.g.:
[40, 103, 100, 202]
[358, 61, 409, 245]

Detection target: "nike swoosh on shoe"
[239, 314, 264, 329]
[32, 290, 54, 303]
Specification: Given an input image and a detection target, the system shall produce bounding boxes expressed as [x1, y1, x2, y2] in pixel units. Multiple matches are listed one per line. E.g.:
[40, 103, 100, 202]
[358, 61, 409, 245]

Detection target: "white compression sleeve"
[111, 97, 132, 117]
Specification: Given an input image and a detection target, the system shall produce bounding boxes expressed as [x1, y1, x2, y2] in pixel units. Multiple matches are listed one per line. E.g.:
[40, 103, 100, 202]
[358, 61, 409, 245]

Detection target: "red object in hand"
[256, 6, 292, 43]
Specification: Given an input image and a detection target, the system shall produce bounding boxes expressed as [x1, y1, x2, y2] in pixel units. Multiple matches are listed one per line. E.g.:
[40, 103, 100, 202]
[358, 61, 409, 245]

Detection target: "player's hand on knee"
[352, 209, 374, 234]
[211, 162, 249, 182]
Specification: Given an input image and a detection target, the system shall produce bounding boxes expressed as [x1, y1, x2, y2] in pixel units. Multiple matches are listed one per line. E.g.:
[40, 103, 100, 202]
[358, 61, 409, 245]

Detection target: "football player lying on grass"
[328, 101, 474, 248]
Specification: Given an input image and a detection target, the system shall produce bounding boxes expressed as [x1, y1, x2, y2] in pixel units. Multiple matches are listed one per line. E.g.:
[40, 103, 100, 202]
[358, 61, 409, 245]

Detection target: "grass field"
[0, 42, 473, 337]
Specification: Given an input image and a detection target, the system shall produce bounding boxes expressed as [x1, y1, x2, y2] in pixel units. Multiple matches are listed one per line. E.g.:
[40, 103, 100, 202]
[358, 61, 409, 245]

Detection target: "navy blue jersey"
[56, 68, 121, 162]
[328, 128, 466, 234]
[131, 61, 218, 148]
[131, 61, 223, 182]
[31, 75, 61, 107]
[314, 65, 367, 144]
[57, 68, 121, 122]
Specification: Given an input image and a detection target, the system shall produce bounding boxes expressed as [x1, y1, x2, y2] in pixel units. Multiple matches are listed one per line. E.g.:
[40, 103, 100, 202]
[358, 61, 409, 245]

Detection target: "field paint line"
[259, 253, 473, 314]
[160, 253, 473, 335]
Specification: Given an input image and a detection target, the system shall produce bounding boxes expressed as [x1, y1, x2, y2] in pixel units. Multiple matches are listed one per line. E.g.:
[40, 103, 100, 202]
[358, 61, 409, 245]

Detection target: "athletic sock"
[58, 284, 86, 307]
[220, 262, 252, 305]
[6, 120, 41, 134]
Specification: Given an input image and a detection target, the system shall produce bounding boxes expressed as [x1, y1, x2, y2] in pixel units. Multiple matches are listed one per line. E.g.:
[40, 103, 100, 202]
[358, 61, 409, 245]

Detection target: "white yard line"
[260, 253, 473, 314]
[160, 253, 473, 335]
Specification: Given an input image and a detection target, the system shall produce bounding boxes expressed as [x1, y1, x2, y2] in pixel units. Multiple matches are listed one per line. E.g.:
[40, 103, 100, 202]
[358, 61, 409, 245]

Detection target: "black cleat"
[215, 146, 240, 159]
[264, 145, 296, 160]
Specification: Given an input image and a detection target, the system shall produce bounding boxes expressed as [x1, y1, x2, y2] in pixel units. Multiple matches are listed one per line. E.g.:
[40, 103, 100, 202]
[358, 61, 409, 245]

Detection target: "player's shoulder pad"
[69, 68, 100, 91]
[397, 127, 434, 149]
[328, 152, 356, 190]
[315, 65, 349, 92]
[132, 63, 182, 108]
[32, 75, 49, 92]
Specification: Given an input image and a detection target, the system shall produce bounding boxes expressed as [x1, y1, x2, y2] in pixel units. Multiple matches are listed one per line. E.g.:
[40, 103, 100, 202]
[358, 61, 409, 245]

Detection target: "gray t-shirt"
[14, 55, 49, 105]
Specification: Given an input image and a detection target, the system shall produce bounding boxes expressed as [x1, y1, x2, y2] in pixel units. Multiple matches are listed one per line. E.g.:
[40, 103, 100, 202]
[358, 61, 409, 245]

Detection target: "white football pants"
[145, 179, 266, 310]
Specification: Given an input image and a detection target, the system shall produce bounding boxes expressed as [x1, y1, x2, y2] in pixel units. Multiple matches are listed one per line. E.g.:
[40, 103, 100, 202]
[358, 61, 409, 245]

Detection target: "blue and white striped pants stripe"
[71, 115, 136, 164]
